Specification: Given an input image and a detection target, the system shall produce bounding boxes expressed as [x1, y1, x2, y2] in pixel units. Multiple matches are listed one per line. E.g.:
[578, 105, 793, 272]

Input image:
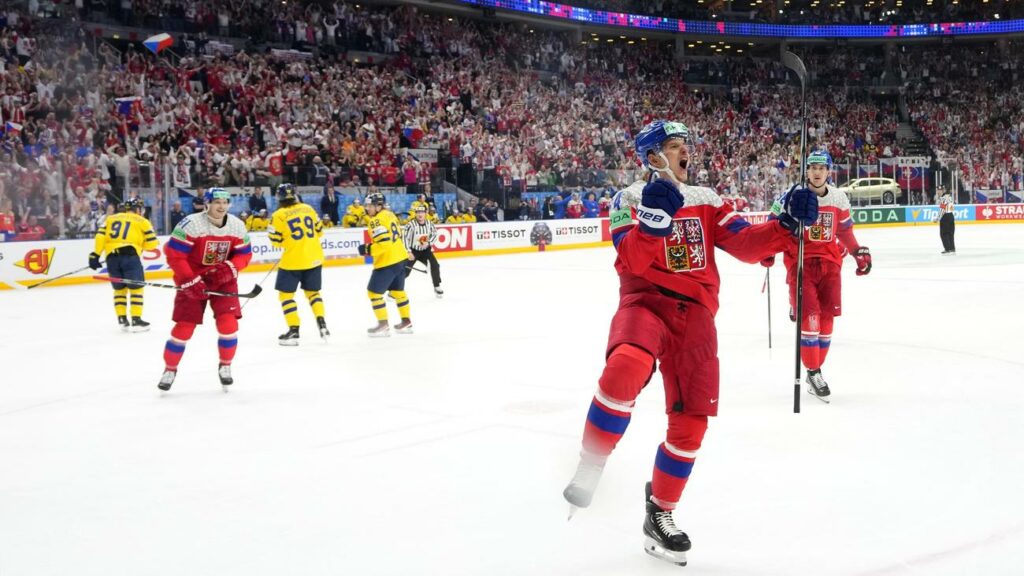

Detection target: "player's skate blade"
[367, 321, 390, 338]
[644, 537, 688, 566]
[317, 317, 330, 341]
[278, 326, 300, 346]
[158, 370, 176, 392]
[807, 386, 831, 403]
[219, 365, 233, 392]
[393, 319, 413, 334]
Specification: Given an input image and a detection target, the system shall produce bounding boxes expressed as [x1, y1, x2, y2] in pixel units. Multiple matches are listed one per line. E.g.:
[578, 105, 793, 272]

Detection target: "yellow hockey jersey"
[268, 203, 325, 270]
[367, 209, 409, 269]
[95, 212, 158, 256]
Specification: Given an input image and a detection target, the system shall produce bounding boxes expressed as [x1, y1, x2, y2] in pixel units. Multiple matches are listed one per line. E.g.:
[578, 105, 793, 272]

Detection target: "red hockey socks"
[164, 322, 196, 371]
[216, 315, 238, 366]
[651, 414, 708, 510]
[580, 344, 654, 461]
[818, 315, 834, 366]
[800, 314, 821, 371]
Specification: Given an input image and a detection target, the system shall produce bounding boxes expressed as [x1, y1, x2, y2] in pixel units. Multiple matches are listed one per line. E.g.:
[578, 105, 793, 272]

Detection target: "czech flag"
[143, 33, 173, 55]
[4, 121, 22, 136]
[115, 96, 142, 116]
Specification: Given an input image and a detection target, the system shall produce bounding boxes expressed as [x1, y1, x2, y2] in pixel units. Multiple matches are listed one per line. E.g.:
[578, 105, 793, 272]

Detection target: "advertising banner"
[975, 203, 1024, 221]
[905, 205, 975, 223]
[851, 207, 905, 225]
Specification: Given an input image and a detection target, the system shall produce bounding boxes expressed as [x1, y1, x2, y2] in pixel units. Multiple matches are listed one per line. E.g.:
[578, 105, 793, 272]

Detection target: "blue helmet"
[806, 150, 833, 170]
[203, 187, 230, 203]
[635, 120, 691, 169]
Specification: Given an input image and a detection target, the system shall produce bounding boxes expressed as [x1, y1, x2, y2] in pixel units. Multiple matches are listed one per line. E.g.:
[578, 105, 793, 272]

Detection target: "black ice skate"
[219, 364, 233, 388]
[643, 482, 690, 566]
[806, 369, 831, 403]
[130, 317, 150, 332]
[434, 286, 444, 298]
[118, 316, 130, 331]
[158, 369, 176, 391]
[279, 326, 300, 346]
[367, 320, 390, 338]
[317, 317, 330, 341]
[394, 318, 414, 334]
[563, 457, 605, 519]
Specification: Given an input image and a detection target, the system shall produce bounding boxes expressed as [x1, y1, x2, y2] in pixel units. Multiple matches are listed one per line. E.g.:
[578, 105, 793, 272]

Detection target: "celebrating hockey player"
[267, 183, 329, 345]
[402, 206, 443, 297]
[89, 197, 158, 331]
[761, 150, 871, 402]
[562, 120, 820, 566]
[357, 192, 413, 336]
[159, 188, 252, 391]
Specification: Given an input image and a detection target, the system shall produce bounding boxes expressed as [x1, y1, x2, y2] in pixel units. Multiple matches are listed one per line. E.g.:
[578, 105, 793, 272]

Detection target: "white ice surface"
[1, 224, 1023, 576]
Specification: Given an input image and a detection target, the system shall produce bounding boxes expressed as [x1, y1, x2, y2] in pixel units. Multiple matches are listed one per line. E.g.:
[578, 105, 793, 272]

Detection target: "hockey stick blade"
[781, 50, 808, 87]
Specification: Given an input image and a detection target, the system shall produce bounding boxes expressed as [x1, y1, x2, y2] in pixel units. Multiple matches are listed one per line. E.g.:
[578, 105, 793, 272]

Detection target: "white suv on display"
[837, 177, 903, 205]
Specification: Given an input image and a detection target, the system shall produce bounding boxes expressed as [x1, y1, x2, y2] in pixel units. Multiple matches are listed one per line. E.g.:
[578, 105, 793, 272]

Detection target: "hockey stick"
[27, 263, 104, 289]
[783, 49, 808, 414]
[92, 275, 263, 298]
[763, 268, 773, 349]
[411, 264, 427, 274]
[241, 259, 281, 311]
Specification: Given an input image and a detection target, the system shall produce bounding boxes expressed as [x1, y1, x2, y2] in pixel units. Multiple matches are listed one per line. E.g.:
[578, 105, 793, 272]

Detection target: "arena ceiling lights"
[458, 0, 1024, 38]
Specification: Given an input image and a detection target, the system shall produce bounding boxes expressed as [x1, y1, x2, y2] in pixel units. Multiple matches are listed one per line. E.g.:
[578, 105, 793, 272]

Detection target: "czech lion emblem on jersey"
[665, 217, 707, 273]
[808, 212, 834, 242]
[201, 240, 231, 265]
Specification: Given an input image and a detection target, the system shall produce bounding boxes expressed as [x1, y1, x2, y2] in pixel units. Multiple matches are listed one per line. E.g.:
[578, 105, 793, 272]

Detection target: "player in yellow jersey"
[267, 183, 329, 345]
[88, 197, 159, 331]
[246, 209, 269, 232]
[356, 192, 412, 337]
[342, 198, 366, 228]
[445, 210, 463, 224]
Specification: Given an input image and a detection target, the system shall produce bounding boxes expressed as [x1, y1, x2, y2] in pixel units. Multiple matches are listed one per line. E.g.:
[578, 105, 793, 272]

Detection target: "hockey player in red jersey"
[158, 188, 253, 391]
[761, 151, 871, 402]
[562, 120, 820, 566]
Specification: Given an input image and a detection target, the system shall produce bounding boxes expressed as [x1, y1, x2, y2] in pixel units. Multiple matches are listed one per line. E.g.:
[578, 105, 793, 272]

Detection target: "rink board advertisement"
[7, 206, 1024, 289]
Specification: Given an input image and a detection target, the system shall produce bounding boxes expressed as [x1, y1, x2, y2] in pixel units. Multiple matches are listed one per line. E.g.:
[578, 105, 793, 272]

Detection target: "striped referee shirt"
[403, 219, 438, 251]
[939, 193, 955, 215]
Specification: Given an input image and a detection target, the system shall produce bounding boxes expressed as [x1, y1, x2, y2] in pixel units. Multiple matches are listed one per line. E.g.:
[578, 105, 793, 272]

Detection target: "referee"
[403, 206, 444, 297]
[937, 186, 956, 254]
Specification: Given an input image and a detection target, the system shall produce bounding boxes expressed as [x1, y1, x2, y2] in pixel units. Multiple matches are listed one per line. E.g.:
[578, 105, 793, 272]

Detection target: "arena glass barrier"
[3, 205, 1022, 289]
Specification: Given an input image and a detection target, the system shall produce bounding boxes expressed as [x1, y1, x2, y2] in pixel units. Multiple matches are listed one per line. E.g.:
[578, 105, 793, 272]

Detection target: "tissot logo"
[475, 229, 526, 240]
[555, 225, 600, 236]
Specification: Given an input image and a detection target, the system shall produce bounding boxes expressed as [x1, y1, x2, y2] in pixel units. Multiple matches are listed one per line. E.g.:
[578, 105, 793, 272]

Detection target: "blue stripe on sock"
[310, 298, 322, 305]
[801, 339, 818, 347]
[282, 306, 298, 315]
[586, 400, 631, 435]
[372, 303, 386, 310]
[281, 299, 296, 306]
[218, 338, 237, 349]
[395, 300, 408, 307]
[655, 445, 695, 479]
[819, 340, 831, 349]
[165, 341, 186, 354]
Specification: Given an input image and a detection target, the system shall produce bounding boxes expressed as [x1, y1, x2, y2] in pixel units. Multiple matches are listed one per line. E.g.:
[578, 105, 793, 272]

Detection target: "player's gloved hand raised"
[776, 185, 819, 234]
[180, 276, 209, 300]
[88, 252, 102, 270]
[357, 243, 369, 256]
[854, 247, 872, 275]
[638, 179, 683, 237]
[760, 255, 775, 268]
[202, 261, 237, 288]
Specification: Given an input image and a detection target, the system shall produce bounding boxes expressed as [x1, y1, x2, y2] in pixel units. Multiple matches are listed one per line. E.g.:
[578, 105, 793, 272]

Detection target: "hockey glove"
[88, 252, 102, 270]
[357, 243, 369, 256]
[854, 247, 872, 276]
[180, 276, 209, 300]
[776, 185, 819, 235]
[760, 255, 775, 268]
[637, 179, 683, 237]
[203, 261, 237, 288]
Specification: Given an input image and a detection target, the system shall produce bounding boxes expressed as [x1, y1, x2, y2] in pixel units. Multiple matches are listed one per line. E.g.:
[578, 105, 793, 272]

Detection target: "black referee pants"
[405, 248, 442, 287]
[939, 213, 956, 253]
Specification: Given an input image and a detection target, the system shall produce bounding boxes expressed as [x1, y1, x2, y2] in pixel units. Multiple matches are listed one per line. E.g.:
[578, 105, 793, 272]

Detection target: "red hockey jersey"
[165, 212, 252, 282]
[614, 182, 795, 315]
[772, 185, 861, 271]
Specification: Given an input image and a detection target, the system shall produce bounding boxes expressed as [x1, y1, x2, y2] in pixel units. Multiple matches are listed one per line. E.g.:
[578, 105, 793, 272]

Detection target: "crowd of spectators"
[1, 0, 1020, 242]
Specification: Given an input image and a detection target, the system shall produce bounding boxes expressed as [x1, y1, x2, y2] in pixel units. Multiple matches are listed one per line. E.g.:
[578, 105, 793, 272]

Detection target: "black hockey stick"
[411, 264, 427, 274]
[93, 275, 263, 298]
[763, 268, 772, 349]
[783, 49, 808, 414]
[241, 259, 281, 311]
[27, 263, 103, 289]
